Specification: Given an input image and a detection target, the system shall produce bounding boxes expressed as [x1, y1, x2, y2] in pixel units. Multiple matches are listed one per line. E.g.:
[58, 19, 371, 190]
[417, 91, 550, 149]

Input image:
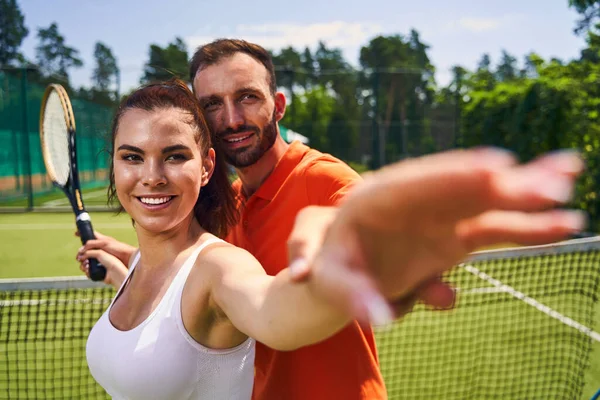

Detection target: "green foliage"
[0, 0, 28, 66]
[569, 0, 600, 34]
[92, 42, 119, 94]
[35, 22, 83, 82]
[458, 49, 600, 230]
[141, 37, 188, 83]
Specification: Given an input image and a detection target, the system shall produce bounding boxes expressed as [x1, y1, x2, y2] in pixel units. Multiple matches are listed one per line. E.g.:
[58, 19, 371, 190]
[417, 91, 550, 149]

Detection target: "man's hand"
[288, 148, 585, 326]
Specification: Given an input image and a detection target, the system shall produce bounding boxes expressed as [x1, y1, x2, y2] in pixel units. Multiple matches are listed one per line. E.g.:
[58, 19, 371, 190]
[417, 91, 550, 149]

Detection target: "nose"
[222, 101, 244, 131]
[141, 160, 167, 187]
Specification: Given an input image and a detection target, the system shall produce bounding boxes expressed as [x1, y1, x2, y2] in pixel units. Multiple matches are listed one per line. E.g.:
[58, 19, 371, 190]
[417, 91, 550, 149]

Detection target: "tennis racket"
[39, 84, 106, 282]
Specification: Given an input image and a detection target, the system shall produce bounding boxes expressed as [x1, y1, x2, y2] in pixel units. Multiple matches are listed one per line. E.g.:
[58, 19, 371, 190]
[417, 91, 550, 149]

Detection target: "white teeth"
[139, 197, 171, 205]
[225, 134, 252, 143]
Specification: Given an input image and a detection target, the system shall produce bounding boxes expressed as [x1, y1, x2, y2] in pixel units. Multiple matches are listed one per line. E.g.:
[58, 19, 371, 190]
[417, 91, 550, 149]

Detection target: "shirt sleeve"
[304, 157, 362, 206]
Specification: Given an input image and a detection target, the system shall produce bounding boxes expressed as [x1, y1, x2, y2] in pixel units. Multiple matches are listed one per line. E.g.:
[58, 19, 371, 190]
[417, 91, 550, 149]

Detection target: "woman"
[84, 79, 353, 400]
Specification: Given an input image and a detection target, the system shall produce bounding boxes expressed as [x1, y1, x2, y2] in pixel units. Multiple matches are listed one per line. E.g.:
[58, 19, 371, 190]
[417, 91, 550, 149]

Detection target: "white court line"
[42, 189, 108, 207]
[0, 223, 131, 230]
[460, 263, 600, 343]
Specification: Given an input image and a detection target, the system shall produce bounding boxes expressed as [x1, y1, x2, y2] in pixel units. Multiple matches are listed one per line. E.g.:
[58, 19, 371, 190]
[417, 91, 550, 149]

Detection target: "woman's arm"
[205, 244, 350, 352]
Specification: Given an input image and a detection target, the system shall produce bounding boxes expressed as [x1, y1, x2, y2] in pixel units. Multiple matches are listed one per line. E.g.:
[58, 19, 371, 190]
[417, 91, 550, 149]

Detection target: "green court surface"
[0, 212, 136, 279]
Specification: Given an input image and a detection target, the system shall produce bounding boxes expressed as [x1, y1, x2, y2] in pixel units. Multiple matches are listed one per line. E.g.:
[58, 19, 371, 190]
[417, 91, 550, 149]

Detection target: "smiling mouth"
[137, 196, 174, 205]
[223, 133, 254, 144]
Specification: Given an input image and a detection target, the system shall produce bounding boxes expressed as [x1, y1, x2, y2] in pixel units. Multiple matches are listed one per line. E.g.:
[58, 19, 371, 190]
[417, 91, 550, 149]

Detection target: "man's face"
[193, 53, 283, 168]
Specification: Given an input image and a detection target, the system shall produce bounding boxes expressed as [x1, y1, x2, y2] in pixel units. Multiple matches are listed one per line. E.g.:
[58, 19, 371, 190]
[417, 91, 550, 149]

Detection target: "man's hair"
[189, 39, 277, 94]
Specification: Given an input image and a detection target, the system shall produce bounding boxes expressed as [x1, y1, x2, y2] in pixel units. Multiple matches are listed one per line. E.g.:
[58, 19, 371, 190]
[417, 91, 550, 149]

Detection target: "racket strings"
[42, 91, 71, 186]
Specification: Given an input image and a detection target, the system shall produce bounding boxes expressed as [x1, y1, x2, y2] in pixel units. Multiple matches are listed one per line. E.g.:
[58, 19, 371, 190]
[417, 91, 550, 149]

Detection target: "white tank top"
[86, 238, 256, 400]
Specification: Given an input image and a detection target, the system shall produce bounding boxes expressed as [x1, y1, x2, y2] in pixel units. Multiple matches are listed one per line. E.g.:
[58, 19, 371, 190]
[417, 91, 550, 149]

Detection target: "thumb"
[312, 253, 394, 327]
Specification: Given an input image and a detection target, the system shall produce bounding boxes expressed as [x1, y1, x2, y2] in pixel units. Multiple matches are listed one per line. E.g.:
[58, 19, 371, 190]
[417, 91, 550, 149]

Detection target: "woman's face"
[113, 107, 214, 235]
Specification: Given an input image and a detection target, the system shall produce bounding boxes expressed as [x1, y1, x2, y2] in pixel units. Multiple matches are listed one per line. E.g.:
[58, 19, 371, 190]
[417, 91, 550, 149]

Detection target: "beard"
[218, 110, 278, 169]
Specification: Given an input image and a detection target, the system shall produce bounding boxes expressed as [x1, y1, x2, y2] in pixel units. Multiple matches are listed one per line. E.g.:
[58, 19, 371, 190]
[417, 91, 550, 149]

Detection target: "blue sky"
[18, 0, 587, 92]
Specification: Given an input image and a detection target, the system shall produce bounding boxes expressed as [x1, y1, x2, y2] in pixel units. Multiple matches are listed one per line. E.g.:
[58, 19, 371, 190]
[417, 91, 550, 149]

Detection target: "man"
[78, 38, 584, 399]
[190, 39, 386, 399]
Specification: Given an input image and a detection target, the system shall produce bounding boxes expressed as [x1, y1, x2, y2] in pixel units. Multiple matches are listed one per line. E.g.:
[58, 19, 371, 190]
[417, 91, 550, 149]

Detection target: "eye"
[121, 153, 142, 162]
[203, 100, 220, 112]
[166, 153, 188, 162]
[240, 93, 258, 102]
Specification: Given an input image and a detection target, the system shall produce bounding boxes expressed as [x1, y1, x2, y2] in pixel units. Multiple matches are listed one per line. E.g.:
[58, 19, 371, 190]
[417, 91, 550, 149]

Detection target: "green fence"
[0, 70, 114, 209]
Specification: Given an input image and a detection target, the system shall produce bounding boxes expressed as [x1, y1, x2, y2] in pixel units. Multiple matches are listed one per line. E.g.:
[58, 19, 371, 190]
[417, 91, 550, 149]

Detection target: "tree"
[360, 32, 435, 163]
[0, 0, 28, 66]
[141, 37, 188, 83]
[92, 42, 119, 94]
[495, 50, 518, 82]
[520, 52, 544, 78]
[569, 0, 600, 34]
[35, 22, 83, 81]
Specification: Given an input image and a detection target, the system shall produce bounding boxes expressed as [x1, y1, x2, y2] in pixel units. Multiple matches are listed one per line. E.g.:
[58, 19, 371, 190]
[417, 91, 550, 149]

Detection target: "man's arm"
[289, 149, 585, 326]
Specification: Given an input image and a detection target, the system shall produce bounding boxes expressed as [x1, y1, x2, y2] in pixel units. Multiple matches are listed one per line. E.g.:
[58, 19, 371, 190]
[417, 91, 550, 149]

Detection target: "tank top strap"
[171, 237, 226, 287]
[107, 251, 141, 309]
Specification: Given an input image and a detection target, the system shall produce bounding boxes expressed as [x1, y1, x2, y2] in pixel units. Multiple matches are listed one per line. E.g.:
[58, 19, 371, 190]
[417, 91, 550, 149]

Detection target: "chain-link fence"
[0, 69, 114, 210]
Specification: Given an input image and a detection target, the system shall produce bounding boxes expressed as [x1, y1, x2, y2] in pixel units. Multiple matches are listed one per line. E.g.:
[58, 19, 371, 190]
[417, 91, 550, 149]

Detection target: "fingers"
[81, 239, 108, 251]
[456, 209, 587, 251]
[77, 249, 104, 262]
[311, 243, 394, 327]
[341, 148, 582, 229]
[532, 150, 584, 177]
[489, 159, 580, 211]
[79, 260, 90, 277]
[75, 229, 104, 236]
[416, 279, 455, 310]
[389, 279, 455, 319]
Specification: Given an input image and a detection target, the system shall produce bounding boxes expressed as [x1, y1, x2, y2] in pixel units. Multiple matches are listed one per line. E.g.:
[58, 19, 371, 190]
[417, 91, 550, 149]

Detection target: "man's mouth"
[222, 132, 256, 148]
[223, 133, 254, 143]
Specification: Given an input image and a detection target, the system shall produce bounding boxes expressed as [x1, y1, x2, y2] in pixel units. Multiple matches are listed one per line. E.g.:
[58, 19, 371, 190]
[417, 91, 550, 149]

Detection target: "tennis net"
[1, 238, 599, 399]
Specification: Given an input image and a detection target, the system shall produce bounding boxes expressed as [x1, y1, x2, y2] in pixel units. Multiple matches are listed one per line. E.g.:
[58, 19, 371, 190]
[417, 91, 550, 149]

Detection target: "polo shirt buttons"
[243, 219, 249, 228]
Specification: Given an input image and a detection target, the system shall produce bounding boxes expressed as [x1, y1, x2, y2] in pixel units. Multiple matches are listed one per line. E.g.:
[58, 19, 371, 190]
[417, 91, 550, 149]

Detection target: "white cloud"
[186, 21, 383, 59]
[446, 14, 525, 33]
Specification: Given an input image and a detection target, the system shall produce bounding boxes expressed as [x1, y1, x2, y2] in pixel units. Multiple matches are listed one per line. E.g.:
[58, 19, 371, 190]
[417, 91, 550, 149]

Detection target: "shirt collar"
[245, 141, 310, 201]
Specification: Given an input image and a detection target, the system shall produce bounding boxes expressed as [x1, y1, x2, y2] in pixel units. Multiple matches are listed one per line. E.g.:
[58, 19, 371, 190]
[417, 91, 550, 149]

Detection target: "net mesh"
[377, 241, 600, 400]
[41, 90, 71, 187]
[0, 240, 599, 399]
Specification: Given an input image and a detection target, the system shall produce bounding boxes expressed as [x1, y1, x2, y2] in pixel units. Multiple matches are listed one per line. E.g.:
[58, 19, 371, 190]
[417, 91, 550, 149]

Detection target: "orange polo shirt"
[226, 141, 387, 400]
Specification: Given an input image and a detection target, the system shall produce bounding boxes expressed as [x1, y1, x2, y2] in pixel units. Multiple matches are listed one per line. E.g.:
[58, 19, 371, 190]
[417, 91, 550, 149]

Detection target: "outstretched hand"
[287, 148, 585, 326]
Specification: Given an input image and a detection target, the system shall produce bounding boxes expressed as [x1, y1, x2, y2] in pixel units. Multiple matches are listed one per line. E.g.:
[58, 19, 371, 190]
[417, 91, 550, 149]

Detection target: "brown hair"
[189, 38, 277, 94]
[107, 78, 239, 238]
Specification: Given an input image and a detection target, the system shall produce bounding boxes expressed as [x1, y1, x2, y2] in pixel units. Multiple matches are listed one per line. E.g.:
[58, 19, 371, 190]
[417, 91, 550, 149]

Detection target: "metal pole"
[370, 70, 380, 170]
[20, 68, 33, 210]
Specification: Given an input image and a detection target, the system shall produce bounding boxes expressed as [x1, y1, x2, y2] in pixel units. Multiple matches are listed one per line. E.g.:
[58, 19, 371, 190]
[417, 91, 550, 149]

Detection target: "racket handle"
[76, 214, 107, 282]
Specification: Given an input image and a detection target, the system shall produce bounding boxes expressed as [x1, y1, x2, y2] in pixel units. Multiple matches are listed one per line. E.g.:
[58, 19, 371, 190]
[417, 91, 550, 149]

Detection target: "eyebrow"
[116, 144, 192, 154]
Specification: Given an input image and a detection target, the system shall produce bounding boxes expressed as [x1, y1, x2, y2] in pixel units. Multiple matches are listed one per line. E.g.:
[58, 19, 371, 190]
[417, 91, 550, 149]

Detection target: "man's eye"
[241, 94, 258, 101]
[204, 101, 220, 111]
